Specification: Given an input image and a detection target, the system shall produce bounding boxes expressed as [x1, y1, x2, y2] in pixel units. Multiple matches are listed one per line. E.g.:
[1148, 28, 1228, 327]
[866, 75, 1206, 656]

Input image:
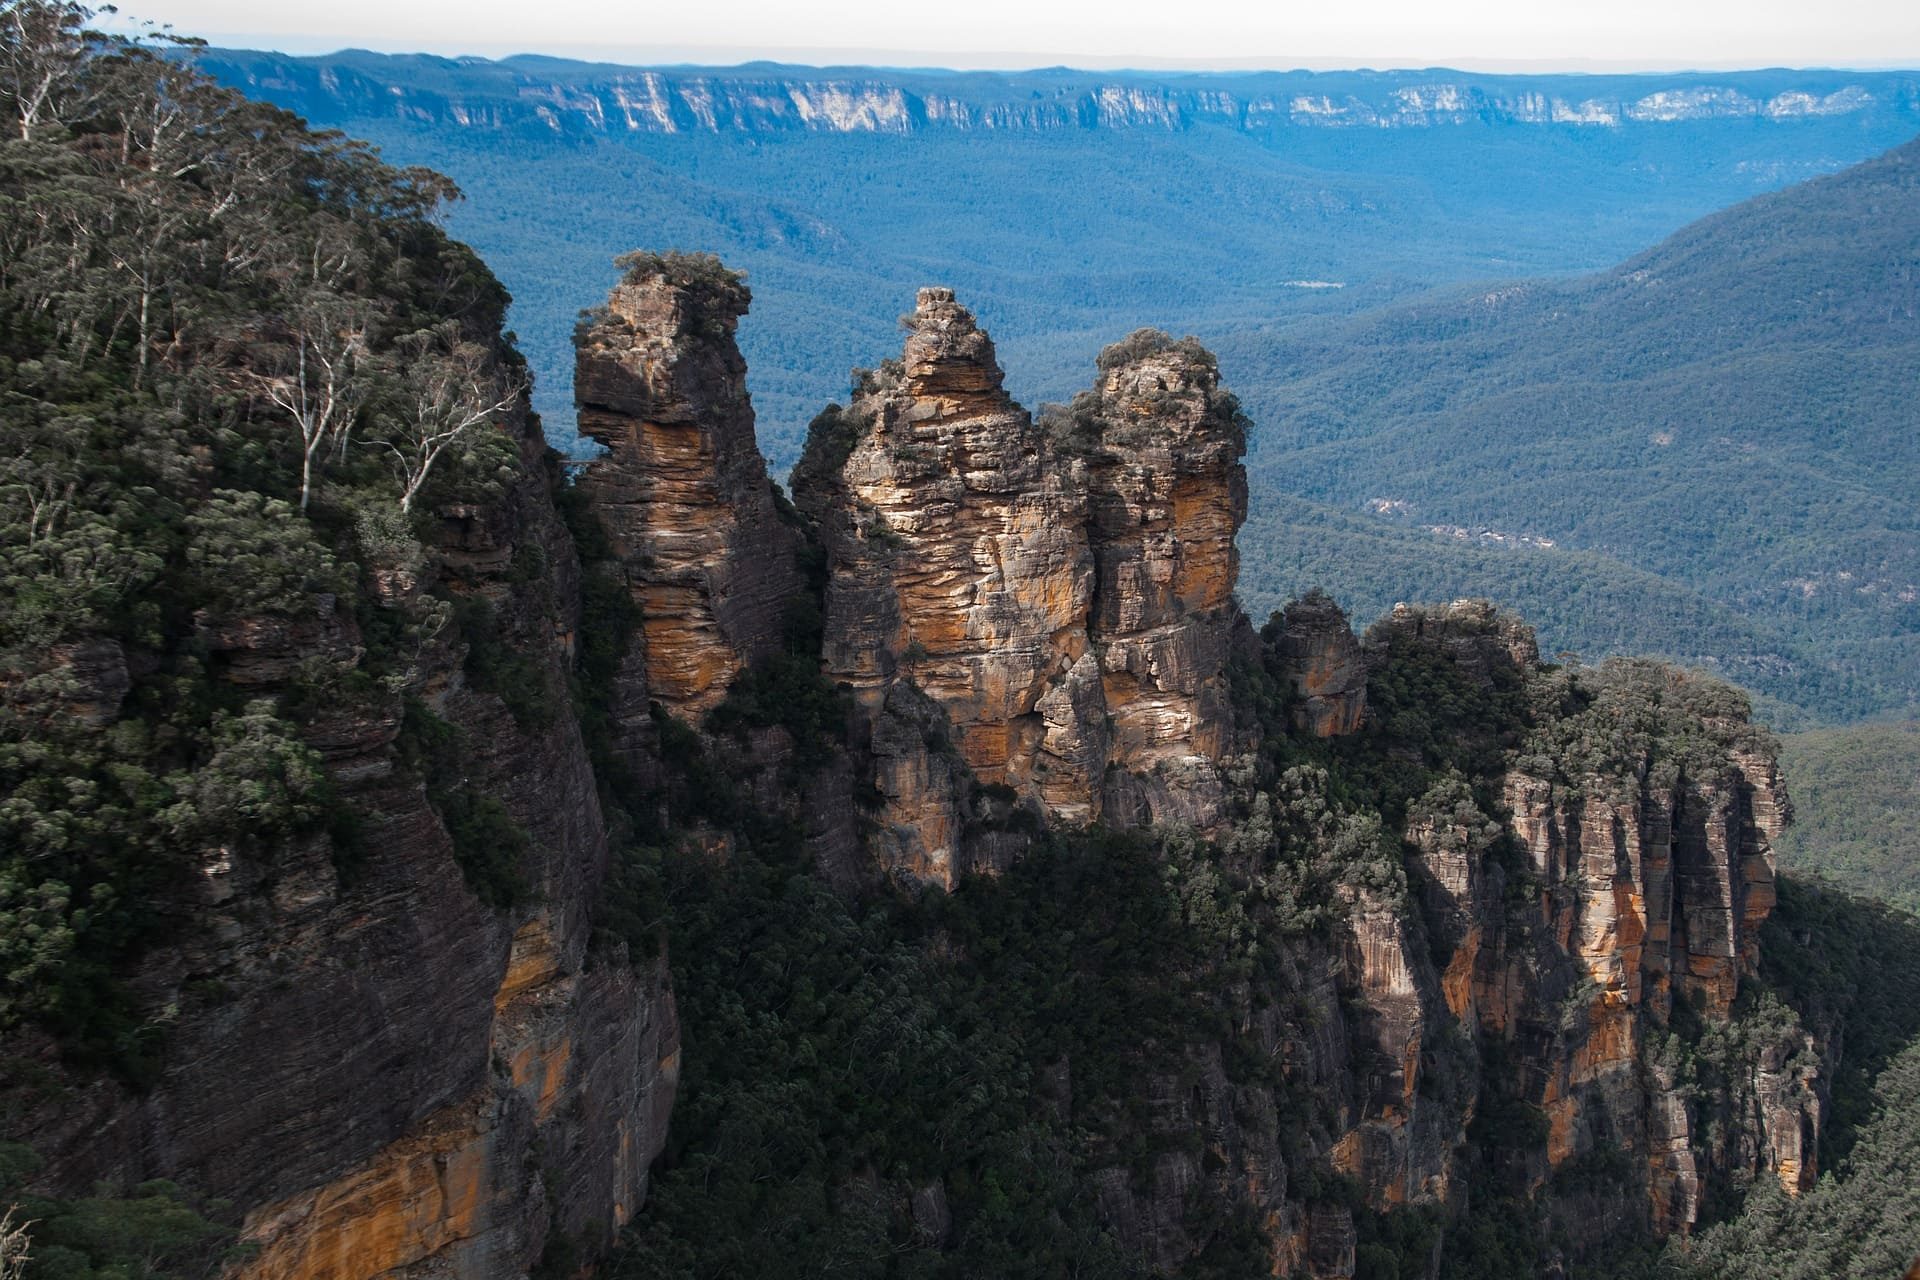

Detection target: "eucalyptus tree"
[381, 321, 525, 513]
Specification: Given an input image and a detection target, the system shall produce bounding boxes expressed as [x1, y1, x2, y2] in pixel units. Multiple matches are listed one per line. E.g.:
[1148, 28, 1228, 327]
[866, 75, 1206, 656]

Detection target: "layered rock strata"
[1354, 606, 1813, 1239]
[1080, 329, 1250, 827]
[791, 291, 1248, 882]
[13, 381, 678, 1278]
[575, 255, 802, 726]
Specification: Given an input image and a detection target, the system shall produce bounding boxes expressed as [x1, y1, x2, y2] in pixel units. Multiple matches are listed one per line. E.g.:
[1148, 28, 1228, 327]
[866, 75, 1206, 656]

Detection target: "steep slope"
[1236, 134, 1920, 724]
[0, 18, 679, 1276]
[1772, 722, 1920, 914]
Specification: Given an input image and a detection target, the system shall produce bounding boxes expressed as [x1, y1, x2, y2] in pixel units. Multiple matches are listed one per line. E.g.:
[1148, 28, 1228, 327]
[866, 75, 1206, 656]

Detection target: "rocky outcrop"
[575, 253, 802, 725]
[1079, 329, 1249, 828]
[1347, 613, 1813, 1241]
[1372, 597, 1540, 680]
[1489, 725, 1811, 1230]
[1272, 590, 1367, 737]
[791, 293, 1247, 883]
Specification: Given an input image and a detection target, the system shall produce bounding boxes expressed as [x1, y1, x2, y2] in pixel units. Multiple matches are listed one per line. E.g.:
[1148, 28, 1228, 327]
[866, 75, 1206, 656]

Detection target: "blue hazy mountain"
[1234, 136, 1920, 725]
[193, 49, 1920, 723]
[193, 50, 1920, 455]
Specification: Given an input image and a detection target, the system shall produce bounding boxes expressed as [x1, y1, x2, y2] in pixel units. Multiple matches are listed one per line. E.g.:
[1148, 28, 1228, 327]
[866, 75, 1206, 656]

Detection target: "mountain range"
[193, 49, 1920, 724]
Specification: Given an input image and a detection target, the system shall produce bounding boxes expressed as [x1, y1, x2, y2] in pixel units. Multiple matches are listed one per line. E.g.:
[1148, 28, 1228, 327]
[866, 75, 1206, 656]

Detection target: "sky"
[100, 0, 1920, 71]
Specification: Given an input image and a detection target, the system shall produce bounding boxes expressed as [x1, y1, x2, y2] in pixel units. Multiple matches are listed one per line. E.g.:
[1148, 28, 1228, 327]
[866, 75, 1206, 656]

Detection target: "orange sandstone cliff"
[574, 255, 802, 727]
[789, 291, 1250, 883]
[10, 363, 679, 1277]
[3, 266, 1813, 1280]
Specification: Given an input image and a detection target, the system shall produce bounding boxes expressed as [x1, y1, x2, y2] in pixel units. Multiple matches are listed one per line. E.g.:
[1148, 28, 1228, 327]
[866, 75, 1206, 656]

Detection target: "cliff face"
[1080, 331, 1250, 828]
[768, 293, 1804, 1267]
[1273, 589, 1367, 737]
[1352, 606, 1812, 1242]
[12, 393, 678, 1276]
[1078, 599, 1812, 1276]
[790, 292, 1247, 883]
[199, 51, 1920, 140]
[575, 256, 802, 727]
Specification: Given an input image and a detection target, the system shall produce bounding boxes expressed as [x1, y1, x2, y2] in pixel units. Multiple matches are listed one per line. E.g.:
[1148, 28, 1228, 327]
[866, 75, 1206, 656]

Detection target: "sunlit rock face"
[1343, 606, 1813, 1243]
[1079, 329, 1249, 830]
[575, 257, 802, 724]
[791, 292, 1248, 884]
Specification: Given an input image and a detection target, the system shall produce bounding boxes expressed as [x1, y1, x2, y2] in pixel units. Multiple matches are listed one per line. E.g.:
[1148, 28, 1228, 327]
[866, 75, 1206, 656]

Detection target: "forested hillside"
[1234, 495, 1873, 731]
[1773, 723, 1920, 912]
[0, 4, 637, 1271]
[1234, 137, 1920, 725]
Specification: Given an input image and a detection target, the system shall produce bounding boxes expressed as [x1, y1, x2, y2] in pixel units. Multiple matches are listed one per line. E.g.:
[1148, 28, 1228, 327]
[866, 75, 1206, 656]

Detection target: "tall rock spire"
[791, 294, 1251, 882]
[1079, 329, 1250, 827]
[574, 253, 801, 726]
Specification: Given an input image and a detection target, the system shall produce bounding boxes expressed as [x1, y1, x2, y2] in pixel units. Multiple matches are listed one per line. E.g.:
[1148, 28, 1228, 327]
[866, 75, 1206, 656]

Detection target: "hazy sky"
[102, 0, 1920, 70]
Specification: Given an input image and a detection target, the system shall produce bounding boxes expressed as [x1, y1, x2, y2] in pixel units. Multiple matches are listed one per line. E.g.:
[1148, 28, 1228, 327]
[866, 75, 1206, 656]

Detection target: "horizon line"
[163, 33, 1920, 78]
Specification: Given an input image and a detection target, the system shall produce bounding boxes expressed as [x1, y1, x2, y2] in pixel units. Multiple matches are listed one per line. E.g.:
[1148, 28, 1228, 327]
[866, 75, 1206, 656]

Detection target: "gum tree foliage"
[0, 1, 531, 1073]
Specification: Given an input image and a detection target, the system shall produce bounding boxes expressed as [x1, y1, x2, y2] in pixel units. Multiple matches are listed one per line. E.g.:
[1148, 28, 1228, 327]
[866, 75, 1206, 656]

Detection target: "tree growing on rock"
[378, 321, 523, 514]
[245, 293, 374, 511]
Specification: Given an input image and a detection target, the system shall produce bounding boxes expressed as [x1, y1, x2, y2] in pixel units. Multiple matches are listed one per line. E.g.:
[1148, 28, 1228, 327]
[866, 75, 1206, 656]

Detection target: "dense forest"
[1773, 722, 1920, 913]
[1233, 494, 1875, 732]
[0, 3, 537, 1270]
[1, 5, 1917, 1278]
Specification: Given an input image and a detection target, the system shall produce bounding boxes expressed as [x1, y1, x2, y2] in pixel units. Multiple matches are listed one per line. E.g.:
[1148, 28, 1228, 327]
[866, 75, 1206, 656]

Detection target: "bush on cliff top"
[1093, 328, 1217, 374]
[613, 250, 749, 325]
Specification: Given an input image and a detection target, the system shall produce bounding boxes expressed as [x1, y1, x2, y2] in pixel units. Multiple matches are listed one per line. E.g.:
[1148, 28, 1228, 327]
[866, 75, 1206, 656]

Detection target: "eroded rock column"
[575, 254, 801, 723]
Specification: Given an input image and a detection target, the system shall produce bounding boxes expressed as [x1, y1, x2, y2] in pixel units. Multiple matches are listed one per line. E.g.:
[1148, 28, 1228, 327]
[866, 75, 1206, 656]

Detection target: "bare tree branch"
[380, 323, 523, 513]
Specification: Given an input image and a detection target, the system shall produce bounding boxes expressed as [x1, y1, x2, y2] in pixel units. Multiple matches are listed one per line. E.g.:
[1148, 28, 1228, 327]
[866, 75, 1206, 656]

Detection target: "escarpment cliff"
[1368, 609, 1813, 1239]
[7, 374, 678, 1277]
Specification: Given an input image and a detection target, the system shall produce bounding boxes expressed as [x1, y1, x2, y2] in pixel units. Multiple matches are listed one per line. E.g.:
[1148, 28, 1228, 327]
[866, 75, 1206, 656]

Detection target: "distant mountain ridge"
[195, 49, 1920, 137]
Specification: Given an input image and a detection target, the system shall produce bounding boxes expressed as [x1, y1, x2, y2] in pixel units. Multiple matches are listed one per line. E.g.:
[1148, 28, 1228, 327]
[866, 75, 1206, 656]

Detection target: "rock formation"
[1341, 606, 1814, 1241]
[791, 293, 1248, 883]
[1078, 328, 1250, 827]
[0, 251, 1820, 1280]
[1272, 589, 1367, 737]
[575, 253, 802, 726]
